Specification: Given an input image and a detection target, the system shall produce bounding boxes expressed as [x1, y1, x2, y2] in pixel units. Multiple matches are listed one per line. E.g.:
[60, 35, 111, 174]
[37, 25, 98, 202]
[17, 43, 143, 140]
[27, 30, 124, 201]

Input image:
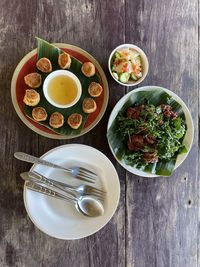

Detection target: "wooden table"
[0, 0, 198, 266]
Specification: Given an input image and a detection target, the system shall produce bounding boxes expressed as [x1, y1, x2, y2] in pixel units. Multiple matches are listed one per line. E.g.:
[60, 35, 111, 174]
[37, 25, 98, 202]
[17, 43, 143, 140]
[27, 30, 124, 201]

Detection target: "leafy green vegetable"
[24, 38, 100, 136]
[107, 89, 187, 176]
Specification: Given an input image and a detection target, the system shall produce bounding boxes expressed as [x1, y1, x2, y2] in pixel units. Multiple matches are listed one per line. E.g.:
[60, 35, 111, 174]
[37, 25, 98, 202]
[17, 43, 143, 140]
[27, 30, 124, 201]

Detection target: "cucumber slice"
[112, 72, 119, 80]
[119, 72, 130, 83]
[133, 56, 142, 66]
[130, 51, 140, 63]
[111, 65, 116, 71]
[131, 73, 138, 81]
[114, 51, 122, 59]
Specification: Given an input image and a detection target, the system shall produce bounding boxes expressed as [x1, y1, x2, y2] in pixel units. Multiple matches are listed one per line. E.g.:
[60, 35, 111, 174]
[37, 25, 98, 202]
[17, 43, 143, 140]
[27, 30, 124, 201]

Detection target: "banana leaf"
[24, 38, 100, 136]
[107, 89, 187, 176]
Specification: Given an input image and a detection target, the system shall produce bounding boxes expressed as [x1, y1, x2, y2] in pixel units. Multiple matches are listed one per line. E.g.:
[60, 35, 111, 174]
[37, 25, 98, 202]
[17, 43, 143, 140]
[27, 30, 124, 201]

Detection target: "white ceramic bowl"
[107, 86, 194, 177]
[43, 70, 82, 108]
[108, 44, 149, 87]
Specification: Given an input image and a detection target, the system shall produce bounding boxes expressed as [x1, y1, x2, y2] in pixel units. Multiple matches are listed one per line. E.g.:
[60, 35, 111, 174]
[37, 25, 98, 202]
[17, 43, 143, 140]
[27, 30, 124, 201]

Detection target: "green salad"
[107, 90, 187, 176]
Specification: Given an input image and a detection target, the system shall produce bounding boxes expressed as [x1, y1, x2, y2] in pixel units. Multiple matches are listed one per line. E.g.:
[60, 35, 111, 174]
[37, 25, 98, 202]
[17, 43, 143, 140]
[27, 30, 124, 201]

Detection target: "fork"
[14, 152, 97, 183]
[20, 171, 106, 200]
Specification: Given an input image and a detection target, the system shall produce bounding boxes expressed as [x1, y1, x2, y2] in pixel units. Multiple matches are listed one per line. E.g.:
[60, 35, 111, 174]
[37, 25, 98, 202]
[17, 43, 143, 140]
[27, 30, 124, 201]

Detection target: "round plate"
[107, 86, 194, 177]
[23, 144, 120, 239]
[11, 44, 109, 139]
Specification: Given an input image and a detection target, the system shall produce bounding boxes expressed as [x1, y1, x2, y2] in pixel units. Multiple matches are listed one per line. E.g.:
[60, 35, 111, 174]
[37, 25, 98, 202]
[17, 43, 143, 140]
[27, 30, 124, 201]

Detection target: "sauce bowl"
[43, 70, 82, 108]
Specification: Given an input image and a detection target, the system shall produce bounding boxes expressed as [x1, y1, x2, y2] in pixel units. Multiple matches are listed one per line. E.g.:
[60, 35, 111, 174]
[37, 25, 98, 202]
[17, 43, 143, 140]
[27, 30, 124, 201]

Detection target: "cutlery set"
[24, 180, 104, 217]
[15, 152, 106, 217]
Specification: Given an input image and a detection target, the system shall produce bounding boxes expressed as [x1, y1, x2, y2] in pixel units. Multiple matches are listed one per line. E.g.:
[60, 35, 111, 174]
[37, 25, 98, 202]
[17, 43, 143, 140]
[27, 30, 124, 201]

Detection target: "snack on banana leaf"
[24, 73, 42, 88]
[81, 62, 95, 77]
[36, 57, 52, 73]
[49, 112, 64, 128]
[32, 107, 48, 121]
[67, 113, 82, 129]
[82, 98, 97, 113]
[88, 82, 103, 97]
[23, 89, 40, 106]
[58, 52, 71, 69]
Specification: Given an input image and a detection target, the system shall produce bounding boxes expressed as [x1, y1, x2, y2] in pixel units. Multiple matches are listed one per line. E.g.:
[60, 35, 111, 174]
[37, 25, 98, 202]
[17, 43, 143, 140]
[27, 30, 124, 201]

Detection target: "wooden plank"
[0, 0, 126, 267]
[125, 0, 198, 266]
[0, 1, 40, 267]
[198, 2, 200, 267]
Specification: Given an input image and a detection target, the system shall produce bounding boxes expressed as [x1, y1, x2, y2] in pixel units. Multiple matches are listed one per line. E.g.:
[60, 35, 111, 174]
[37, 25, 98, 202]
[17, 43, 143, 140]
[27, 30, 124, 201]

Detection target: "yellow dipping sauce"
[48, 75, 78, 105]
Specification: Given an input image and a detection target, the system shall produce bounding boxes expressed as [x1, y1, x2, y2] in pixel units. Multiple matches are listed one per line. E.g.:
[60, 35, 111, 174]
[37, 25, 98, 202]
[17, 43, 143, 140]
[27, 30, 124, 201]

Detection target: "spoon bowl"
[76, 196, 104, 217]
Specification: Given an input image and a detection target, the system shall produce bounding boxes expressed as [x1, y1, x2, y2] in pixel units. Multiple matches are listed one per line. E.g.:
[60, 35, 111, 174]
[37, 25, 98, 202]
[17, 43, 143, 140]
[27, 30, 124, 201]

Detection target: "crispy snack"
[36, 57, 52, 73]
[67, 113, 82, 129]
[32, 107, 48, 121]
[82, 98, 97, 113]
[49, 112, 64, 128]
[88, 82, 103, 97]
[81, 62, 95, 77]
[58, 52, 71, 69]
[24, 72, 42, 88]
[23, 89, 40, 106]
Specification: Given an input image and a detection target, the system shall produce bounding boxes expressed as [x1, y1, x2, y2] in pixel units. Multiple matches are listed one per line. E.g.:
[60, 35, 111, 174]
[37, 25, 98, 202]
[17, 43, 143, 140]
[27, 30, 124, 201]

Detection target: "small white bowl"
[43, 70, 82, 108]
[108, 44, 149, 87]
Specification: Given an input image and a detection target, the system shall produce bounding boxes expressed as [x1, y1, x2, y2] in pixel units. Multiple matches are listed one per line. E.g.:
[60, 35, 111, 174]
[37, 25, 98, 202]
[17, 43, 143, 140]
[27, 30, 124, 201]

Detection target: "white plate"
[23, 144, 120, 239]
[107, 86, 194, 177]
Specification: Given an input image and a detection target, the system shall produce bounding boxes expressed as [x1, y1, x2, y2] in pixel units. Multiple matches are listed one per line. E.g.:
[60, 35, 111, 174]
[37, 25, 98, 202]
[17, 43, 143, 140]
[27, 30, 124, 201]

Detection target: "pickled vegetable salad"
[111, 48, 142, 83]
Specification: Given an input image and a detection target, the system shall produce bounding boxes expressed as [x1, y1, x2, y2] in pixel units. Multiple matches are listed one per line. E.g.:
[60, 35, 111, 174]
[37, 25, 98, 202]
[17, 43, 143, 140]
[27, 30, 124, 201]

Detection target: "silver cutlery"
[21, 171, 106, 200]
[25, 180, 104, 217]
[14, 152, 97, 183]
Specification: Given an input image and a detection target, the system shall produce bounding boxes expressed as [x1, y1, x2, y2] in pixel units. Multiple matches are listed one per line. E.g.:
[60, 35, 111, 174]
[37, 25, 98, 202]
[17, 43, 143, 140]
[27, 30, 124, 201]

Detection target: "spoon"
[75, 196, 104, 217]
[23, 179, 104, 217]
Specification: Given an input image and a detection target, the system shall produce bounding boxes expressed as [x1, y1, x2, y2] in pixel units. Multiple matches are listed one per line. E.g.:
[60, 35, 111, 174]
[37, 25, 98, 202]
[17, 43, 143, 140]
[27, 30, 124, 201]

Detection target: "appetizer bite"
[82, 98, 97, 113]
[36, 57, 52, 73]
[23, 89, 40, 106]
[49, 112, 64, 128]
[32, 107, 48, 121]
[111, 48, 143, 83]
[24, 72, 42, 88]
[88, 82, 103, 97]
[81, 62, 95, 77]
[58, 52, 71, 69]
[67, 113, 82, 129]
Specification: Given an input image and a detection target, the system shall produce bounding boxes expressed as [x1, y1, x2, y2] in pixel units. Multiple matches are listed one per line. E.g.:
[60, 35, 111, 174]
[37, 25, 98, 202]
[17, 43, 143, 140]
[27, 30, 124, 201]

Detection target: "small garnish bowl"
[108, 44, 149, 87]
[43, 70, 82, 108]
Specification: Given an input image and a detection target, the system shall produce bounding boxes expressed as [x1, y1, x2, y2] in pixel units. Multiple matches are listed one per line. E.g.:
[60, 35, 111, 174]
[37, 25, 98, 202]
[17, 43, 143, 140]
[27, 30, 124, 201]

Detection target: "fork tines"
[79, 167, 98, 177]
[90, 188, 106, 200]
[76, 167, 97, 183]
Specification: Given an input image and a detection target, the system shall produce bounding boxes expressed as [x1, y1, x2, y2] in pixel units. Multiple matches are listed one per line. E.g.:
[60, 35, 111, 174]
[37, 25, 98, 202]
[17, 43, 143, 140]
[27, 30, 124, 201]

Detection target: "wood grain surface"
[0, 0, 198, 266]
